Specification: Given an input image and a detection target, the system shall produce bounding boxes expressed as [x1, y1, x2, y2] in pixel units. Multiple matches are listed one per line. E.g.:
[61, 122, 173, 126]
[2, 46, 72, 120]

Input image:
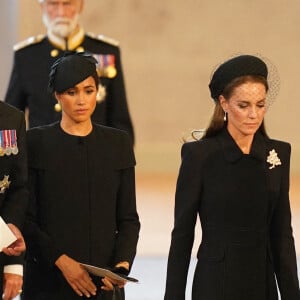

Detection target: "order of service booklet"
[0, 216, 17, 251]
[80, 263, 139, 283]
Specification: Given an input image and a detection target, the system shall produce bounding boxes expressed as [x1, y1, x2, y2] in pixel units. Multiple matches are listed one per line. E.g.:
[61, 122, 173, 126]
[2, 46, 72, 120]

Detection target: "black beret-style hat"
[208, 55, 268, 102]
[48, 51, 98, 93]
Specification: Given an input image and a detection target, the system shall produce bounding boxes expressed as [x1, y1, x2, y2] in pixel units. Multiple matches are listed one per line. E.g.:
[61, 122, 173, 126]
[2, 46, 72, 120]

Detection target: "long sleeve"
[270, 143, 300, 299]
[164, 142, 201, 300]
[111, 130, 139, 266]
[114, 166, 140, 266]
[23, 166, 64, 268]
[23, 129, 64, 267]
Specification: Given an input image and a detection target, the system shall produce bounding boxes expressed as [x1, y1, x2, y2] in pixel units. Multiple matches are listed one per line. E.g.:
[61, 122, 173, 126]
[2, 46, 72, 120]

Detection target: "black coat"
[5, 34, 134, 143]
[164, 128, 300, 300]
[0, 101, 28, 292]
[23, 122, 140, 300]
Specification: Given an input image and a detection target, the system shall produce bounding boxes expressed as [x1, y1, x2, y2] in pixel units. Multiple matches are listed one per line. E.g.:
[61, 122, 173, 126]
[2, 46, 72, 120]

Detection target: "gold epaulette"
[86, 32, 119, 47]
[13, 34, 45, 51]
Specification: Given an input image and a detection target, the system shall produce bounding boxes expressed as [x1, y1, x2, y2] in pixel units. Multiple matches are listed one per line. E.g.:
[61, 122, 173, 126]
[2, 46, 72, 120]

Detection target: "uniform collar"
[217, 128, 267, 163]
[47, 26, 85, 51]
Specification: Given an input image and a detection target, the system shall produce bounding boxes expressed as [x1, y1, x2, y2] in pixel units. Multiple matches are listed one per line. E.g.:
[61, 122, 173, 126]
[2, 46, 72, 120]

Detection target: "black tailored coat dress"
[22, 122, 140, 300]
[0, 101, 28, 294]
[164, 128, 300, 300]
[5, 33, 134, 143]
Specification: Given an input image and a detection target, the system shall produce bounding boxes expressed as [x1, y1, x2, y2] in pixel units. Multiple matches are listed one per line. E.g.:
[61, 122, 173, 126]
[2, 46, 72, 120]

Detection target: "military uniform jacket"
[164, 128, 300, 300]
[23, 122, 140, 300]
[0, 101, 28, 287]
[5, 33, 134, 142]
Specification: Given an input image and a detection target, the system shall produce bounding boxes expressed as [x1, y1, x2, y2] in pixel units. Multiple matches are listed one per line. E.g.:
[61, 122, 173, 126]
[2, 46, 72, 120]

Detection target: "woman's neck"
[227, 129, 254, 154]
[60, 119, 93, 137]
[234, 137, 253, 154]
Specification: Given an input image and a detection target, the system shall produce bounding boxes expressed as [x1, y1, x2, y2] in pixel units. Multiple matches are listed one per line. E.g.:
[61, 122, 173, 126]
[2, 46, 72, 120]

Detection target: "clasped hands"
[55, 254, 128, 298]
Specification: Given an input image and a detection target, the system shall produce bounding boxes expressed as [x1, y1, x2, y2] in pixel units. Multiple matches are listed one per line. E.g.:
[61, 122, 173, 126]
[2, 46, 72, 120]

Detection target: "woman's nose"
[76, 93, 86, 105]
[248, 107, 258, 118]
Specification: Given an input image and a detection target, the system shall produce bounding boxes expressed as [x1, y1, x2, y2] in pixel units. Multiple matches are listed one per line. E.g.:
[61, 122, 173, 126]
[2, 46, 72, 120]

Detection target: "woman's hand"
[101, 277, 126, 291]
[2, 224, 26, 256]
[101, 261, 130, 291]
[2, 273, 23, 300]
[55, 254, 97, 297]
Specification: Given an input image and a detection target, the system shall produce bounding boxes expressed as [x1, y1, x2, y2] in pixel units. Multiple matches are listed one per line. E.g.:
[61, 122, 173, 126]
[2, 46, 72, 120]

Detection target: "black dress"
[23, 122, 140, 300]
[164, 128, 300, 300]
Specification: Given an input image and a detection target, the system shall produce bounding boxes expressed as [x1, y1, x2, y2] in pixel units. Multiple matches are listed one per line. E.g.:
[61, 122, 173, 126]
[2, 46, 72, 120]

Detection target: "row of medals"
[0, 145, 18, 156]
[51, 49, 118, 78]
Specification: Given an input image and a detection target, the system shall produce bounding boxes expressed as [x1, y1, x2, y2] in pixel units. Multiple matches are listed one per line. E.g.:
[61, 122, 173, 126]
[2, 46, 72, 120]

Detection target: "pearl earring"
[54, 102, 62, 112]
[224, 111, 227, 122]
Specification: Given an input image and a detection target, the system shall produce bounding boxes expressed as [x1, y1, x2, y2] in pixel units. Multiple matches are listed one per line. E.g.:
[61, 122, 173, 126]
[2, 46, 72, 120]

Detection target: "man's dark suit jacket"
[0, 101, 28, 292]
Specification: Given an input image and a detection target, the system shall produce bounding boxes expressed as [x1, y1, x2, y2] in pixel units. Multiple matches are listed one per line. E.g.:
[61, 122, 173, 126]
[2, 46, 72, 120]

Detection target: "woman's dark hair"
[55, 73, 99, 95]
[203, 75, 269, 139]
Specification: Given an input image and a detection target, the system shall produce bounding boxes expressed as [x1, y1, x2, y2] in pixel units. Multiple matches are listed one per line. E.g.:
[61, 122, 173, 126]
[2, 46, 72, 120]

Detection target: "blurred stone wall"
[0, 1, 17, 100]
[2, 0, 300, 174]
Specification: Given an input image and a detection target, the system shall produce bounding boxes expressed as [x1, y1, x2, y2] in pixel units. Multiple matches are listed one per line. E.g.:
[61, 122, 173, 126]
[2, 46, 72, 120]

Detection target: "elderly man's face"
[40, 0, 83, 38]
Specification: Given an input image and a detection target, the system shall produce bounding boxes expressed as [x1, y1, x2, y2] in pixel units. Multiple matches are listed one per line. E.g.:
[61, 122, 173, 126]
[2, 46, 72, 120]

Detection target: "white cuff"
[3, 265, 23, 276]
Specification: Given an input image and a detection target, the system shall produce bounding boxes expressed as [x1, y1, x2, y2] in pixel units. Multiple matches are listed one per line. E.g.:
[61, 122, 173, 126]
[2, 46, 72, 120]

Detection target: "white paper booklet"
[0, 216, 17, 251]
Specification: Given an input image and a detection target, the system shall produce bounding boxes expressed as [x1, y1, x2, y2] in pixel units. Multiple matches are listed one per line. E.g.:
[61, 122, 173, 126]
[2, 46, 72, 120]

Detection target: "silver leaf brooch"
[267, 149, 281, 169]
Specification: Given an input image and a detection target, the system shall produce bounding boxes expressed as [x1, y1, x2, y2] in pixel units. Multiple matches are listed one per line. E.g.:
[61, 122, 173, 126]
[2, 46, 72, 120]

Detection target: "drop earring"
[224, 111, 227, 122]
